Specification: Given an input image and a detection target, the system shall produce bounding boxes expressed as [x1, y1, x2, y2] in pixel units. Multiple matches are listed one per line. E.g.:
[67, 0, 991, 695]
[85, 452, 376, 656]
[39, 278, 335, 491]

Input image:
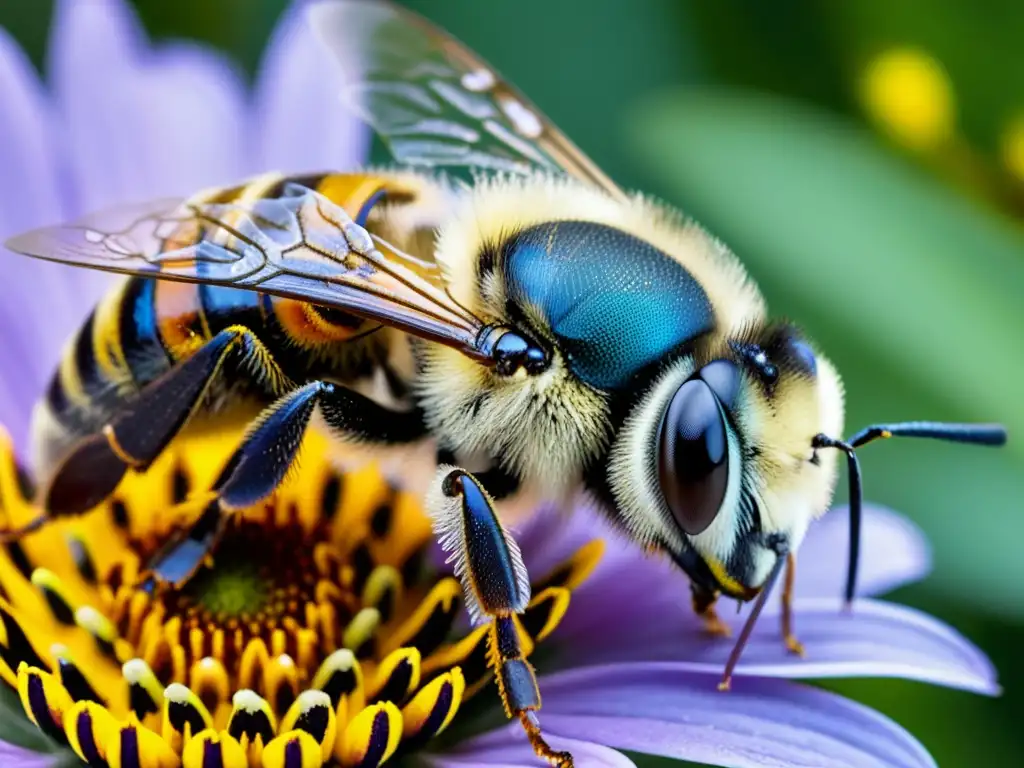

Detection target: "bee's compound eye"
[657, 378, 729, 536]
[492, 330, 548, 376]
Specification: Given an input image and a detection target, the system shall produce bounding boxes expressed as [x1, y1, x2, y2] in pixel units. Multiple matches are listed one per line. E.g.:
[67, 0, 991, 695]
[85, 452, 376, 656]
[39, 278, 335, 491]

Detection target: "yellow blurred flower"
[860, 47, 956, 152]
[999, 115, 1024, 182]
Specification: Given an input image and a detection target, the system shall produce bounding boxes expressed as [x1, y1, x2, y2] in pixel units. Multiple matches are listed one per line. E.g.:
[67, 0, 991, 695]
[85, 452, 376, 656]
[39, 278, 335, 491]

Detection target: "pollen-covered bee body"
[30, 171, 435, 477]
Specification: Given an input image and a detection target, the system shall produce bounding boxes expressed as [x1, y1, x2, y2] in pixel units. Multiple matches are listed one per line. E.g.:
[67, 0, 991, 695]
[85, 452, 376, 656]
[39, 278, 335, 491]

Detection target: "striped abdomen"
[31, 172, 406, 474]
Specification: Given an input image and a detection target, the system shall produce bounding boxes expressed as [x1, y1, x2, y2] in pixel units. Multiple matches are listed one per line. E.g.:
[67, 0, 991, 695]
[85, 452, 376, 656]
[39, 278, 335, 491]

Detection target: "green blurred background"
[3, 1, 1023, 765]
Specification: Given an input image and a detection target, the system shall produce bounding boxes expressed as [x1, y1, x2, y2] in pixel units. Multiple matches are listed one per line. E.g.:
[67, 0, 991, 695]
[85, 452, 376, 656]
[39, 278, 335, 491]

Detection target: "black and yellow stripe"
[33, 172, 417, 476]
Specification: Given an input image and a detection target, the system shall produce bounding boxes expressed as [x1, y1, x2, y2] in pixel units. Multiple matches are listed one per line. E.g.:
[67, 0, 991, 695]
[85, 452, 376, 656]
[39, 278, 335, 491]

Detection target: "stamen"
[264, 729, 323, 768]
[123, 658, 163, 719]
[311, 649, 364, 711]
[361, 565, 402, 623]
[279, 689, 337, 763]
[74, 606, 120, 661]
[52, 648, 103, 704]
[343, 608, 381, 659]
[520, 587, 572, 643]
[64, 701, 116, 767]
[65, 535, 98, 585]
[108, 721, 179, 767]
[31, 569, 76, 625]
[337, 701, 402, 768]
[263, 654, 300, 719]
[162, 681, 213, 749]
[400, 669, 465, 749]
[182, 729, 247, 768]
[369, 647, 420, 705]
[0, 602, 48, 671]
[379, 577, 460, 658]
[227, 689, 276, 748]
[17, 664, 70, 744]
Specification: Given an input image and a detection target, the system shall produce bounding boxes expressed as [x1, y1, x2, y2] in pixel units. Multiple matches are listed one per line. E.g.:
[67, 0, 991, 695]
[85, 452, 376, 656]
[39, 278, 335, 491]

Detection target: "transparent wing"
[309, 0, 625, 198]
[4, 183, 489, 360]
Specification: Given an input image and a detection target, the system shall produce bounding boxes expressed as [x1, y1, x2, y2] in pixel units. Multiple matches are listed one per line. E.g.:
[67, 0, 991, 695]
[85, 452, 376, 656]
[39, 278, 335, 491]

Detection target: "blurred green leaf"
[627, 88, 1024, 616]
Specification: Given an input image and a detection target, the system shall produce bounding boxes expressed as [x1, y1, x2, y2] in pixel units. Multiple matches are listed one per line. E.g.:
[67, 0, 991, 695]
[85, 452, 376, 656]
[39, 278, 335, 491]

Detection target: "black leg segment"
[215, 381, 327, 511]
[139, 381, 428, 589]
[40, 326, 288, 521]
[318, 383, 427, 444]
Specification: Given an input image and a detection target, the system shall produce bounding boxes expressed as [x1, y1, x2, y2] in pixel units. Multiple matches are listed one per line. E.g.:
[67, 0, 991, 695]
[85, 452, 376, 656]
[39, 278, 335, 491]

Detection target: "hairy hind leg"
[426, 466, 572, 768]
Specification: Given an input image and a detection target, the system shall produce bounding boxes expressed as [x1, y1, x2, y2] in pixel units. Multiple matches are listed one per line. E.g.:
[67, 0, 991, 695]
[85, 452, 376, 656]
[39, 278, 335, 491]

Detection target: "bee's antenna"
[813, 421, 1007, 608]
[811, 434, 862, 608]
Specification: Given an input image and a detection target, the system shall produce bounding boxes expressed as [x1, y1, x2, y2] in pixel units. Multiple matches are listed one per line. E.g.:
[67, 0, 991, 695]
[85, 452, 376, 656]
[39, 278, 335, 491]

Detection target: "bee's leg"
[12, 326, 289, 535]
[691, 584, 731, 638]
[435, 446, 523, 500]
[780, 552, 805, 656]
[428, 467, 572, 768]
[142, 381, 426, 587]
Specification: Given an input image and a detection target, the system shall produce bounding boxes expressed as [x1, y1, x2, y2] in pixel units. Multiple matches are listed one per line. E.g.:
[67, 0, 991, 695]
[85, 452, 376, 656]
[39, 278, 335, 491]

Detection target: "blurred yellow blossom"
[860, 47, 955, 152]
[999, 114, 1024, 182]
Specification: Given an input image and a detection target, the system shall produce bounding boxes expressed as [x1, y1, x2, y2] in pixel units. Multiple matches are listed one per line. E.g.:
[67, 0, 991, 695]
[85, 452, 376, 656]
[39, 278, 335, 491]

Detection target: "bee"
[3, 0, 1007, 723]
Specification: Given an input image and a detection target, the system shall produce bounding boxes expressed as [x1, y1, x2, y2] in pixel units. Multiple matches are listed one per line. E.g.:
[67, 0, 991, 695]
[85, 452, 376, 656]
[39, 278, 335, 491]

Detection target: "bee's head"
[612, 321, 846, 600]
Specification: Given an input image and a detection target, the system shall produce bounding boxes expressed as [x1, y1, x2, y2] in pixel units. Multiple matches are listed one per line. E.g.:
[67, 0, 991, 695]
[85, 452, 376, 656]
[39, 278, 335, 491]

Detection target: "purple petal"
[535, 663, 936, 768]
[557, 596, 997, 694]
[49, 0, 248, 209]
[520, 501, 927, 606]
[543, 503, 934, 659]
[253, 2, 370, 172]
[429, 732, 635, 767]
[0, 29, 61, 236]
[0, 0, 251, 459]
[797, 504, 931, 600]
[0, 740, 56, 768]
[0, 28, 77, 450]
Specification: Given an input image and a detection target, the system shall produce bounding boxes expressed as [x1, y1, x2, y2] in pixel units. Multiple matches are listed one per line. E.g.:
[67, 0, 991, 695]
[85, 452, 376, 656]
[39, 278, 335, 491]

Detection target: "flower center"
[173, 520, 307, 621]
[0, 426, 602, 767]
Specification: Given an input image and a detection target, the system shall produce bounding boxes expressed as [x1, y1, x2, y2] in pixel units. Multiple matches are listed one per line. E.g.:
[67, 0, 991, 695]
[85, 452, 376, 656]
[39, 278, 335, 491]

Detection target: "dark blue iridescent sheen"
[458, 473, 523, 614]
[502, 221, 714, 390]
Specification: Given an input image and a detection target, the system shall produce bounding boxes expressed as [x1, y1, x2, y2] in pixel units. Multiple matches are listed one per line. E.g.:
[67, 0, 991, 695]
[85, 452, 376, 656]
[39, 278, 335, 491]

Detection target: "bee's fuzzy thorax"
[415, 339, 610, 502]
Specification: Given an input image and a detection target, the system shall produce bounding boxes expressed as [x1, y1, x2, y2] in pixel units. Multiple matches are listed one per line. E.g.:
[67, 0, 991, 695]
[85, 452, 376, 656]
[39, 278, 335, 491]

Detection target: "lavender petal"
[0, 30, 61, 236]
[522, 501, 926, 606]
[253, 1, 370, 172]
[2, 0, 250, 462]
[0, 28, 75, 451]
[0, 741, 56, 768]
[535, 662, 936, 768]
[544, 504, 934, 661]
[797, 504, 931, 599]
[557, 596, 996, 694]
[49, 0, 247, 209]
[428, 733, 636, 767]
